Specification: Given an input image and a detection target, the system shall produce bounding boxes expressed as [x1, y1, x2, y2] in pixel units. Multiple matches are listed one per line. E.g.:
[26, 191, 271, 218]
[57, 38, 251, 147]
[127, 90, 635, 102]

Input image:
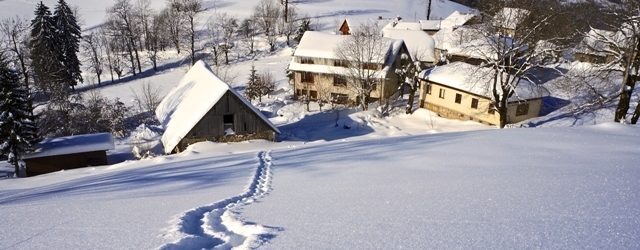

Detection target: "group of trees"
[245, 65, 275, 103]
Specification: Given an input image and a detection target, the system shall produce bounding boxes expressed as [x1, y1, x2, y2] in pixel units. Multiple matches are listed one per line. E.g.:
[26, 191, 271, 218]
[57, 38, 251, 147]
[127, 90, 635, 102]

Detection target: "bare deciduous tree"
[220, 14, 238, 64]
[238, 17, 258, 55]
[254, 0, 280, 51]
[82, 31, 104, 84]
[171, 0, 202, 65]
[107, 0, 143, 75]
[334, 24, 391, 110]
[0, 17, 30, 89]
[456, 0, 576, 128]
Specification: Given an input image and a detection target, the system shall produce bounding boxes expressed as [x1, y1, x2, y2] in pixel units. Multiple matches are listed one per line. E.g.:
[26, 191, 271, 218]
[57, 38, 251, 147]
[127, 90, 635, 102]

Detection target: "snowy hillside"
[1, 123, 639, 249]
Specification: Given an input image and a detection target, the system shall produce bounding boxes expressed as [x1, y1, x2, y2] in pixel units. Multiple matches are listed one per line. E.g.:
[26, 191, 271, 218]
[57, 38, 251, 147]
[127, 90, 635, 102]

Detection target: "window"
[300, 57, 314, 64]
[455, 93, 462, 104]
[439, 89, 445, 99]
[334, 60, 348, 67]
[309, 90, 318, 100]
[426, 84, 432, 95]
[223, 114, 234, 131]
[515, 103, 530, 116]
[471, 98, 479, 109]
[331, 93, 349, 104]
[333, 75, 347, 86]
[362, 62, 378, 70]
[301, 72, 314, 83]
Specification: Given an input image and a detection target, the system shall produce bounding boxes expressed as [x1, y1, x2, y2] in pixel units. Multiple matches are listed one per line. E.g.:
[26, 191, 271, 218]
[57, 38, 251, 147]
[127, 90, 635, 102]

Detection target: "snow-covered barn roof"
[155, 60, 280, 154]
[291, 31, 406, 78]
[24, 133, 115, 159]
[381, 28, 436, 62]
[420, 62, 550, 101]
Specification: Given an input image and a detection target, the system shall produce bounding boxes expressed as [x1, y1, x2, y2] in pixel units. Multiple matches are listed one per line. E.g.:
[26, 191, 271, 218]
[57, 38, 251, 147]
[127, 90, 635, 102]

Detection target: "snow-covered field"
[1, 0, 640, 249]
[1, 123, 639, 249]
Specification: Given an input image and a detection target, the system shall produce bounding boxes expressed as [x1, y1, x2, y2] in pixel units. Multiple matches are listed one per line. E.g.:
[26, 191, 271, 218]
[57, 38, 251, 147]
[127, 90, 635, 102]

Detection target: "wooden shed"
[155, 60, 280, 154]
[23, 133, 115, 177]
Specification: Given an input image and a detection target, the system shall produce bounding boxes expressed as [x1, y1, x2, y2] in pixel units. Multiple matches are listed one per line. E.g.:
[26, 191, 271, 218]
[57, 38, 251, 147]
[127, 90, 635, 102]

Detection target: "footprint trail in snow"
[158, 151, 279, 250]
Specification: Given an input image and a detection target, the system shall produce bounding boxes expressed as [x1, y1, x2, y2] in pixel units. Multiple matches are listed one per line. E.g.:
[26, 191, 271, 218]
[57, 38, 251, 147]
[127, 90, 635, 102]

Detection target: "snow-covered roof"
[493, 7, 530, 30]
[434, 26, 521, 61]
[574, 28, 617, 56]
[155, 60, 280, 154]
[419, 20, 441, 31]
[294, 31, 346, 59]
[293, 31, 405, 76]
[381, 28, 436, 62]
[343, 18, 394, 33]
[24, 133, 115, 159]
[419, 62, 550, 101]
[391, 22, 422, 31]
[440, 10, 477, 30]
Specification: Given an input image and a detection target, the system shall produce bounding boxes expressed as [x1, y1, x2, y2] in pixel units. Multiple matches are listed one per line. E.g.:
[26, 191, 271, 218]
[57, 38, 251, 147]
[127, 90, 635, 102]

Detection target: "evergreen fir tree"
[293, 19, 311, 44]
[0, 57, 38, 177]
[29, 1, 66, 99]
[244, 65, 260, 102]
[53, 0, 83, 90]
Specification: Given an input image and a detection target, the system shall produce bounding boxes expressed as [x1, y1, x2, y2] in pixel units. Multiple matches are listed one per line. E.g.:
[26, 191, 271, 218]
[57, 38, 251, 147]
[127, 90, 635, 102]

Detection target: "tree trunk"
[426, 0, 432, 20]
[284, 0, 289, 22]
[97, 72, 101, 85]
[614, 75, 636, 122]
[631, 100, 640, 124]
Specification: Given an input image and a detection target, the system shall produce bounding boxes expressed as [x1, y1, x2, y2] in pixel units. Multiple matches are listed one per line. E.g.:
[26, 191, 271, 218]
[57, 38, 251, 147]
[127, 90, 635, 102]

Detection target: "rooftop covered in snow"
[381, 28, 436, 62]
[24, 133, 115, 159]
[155, 60, 280, 154]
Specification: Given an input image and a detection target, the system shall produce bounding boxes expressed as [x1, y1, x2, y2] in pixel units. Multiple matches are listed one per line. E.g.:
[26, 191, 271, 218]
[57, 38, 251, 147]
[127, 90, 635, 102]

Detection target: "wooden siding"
[175, 90, 276, 152]
[24, 151, 109, 177]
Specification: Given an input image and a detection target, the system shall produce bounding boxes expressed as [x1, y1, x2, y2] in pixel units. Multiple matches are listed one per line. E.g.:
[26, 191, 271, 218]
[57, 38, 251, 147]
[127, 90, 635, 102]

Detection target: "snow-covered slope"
[1, 123, 639, 249]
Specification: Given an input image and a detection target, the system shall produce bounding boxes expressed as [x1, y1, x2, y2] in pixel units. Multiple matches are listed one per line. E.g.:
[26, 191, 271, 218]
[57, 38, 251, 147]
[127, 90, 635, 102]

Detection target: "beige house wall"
[292, 45, 407, 105]
[418, 80, 544, 125]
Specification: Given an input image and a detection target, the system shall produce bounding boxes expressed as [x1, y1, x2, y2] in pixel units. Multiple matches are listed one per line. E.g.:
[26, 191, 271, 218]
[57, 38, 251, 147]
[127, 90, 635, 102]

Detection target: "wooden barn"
[23, 133, 115, 177]
[155, 60, 280, 154]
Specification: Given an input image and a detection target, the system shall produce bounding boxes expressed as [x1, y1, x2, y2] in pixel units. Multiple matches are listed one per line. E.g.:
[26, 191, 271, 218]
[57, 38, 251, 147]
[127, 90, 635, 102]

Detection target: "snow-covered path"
[159, 151, 278, 250]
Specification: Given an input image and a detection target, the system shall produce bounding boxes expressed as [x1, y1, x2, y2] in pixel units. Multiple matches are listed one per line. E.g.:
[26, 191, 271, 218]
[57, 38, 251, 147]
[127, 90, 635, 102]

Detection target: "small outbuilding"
[155, 60, 280, 154]
[23, 133, 115, 177]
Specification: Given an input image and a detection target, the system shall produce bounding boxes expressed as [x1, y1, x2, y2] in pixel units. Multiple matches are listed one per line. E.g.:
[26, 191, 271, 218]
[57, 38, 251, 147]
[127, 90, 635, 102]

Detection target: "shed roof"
[155, 60, 280, 154]
[420, 62, 550, 101]
[24, 133, 115, 159]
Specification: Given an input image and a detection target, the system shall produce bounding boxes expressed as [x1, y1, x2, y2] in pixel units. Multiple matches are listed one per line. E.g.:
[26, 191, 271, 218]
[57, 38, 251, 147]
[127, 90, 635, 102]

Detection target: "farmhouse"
[288, 31, 409, 105]
[155, 60, 280, 154]
[418, 62, 550, 126]
[23, 133, 114, 177]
